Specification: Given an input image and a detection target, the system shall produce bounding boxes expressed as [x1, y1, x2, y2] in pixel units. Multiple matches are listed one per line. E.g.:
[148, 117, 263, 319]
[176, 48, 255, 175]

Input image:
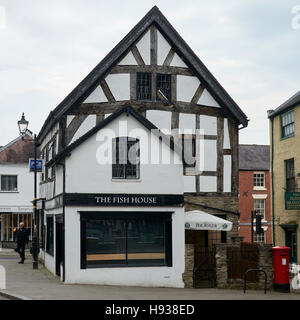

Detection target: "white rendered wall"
[118, 51, 138, 65]
[200, 176, 217, 192]
[0, 163, 36, 210]
[64, 205, 185, 288]
[202, 140, 217, 172]
[136, 30, 151, 65]
[197, 89, 220, 108]
[170, 53, 188, 68]
[157, 30, 171, 65]
[66, 113, 183, 195]
[105, 74, 130, 101]
[223, 155, 232, 192]
[200, 115, 217, 136]
[70, 115, 96, 144]
[83, 86, 108, 103]
[183, 176, 196, 193]
[177, 76, 200, 102]
[179, 113, 196, 134]
[146, 110, 172, 134]
[223, 119, 231, 149]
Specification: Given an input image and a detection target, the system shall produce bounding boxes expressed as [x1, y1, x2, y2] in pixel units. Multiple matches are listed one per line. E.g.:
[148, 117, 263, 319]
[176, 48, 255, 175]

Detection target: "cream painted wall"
[271, 105, 300, 257]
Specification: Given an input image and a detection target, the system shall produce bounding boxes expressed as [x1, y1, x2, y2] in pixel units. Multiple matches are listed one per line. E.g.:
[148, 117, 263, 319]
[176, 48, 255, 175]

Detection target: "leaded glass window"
[157, 74, 171, 101]
[137, 72, 151, 100]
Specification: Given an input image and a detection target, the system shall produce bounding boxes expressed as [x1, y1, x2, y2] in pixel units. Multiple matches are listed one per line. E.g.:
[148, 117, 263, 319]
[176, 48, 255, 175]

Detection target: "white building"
[36, 7, 248, 287]
[0, 131, 35, 247]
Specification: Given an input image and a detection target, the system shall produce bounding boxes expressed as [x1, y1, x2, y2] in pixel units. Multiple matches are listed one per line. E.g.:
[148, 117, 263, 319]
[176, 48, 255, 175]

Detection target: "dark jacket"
[16, 228, 29, 245]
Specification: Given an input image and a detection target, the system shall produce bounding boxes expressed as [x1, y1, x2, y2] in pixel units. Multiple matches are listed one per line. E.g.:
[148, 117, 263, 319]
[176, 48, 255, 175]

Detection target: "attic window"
[137, 72, 151, 100]
[157, 74, 171, 101]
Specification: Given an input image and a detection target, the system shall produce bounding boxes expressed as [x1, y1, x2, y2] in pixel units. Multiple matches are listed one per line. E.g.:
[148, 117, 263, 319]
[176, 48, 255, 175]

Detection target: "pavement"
[0, 249, 300, 300]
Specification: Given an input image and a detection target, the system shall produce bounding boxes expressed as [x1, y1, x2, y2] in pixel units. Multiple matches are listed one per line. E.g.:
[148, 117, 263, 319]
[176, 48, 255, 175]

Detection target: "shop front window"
[81, 213, 172, 268]
[0, 213, 33, 242]
[46, 216, 54, 256]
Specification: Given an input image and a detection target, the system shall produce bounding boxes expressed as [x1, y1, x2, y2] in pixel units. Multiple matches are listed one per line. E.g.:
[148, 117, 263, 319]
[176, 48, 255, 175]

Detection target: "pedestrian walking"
[15, 222, 29, 264]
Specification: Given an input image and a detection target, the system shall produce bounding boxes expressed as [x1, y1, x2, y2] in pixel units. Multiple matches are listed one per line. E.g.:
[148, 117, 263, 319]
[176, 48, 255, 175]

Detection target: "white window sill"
[253, 187, 267, 191]
[0, 191, 19, 193]
[111, 179, 141, 182]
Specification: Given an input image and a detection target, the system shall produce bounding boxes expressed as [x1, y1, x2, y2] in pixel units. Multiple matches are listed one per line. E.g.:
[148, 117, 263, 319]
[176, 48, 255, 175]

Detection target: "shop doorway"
[281, 224, 298, 264]
[55, 222, 63, 277]
[285, 230, 297, 263]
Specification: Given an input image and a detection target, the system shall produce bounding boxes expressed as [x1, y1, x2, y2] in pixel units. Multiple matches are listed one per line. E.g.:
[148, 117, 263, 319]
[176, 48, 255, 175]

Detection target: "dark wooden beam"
[217, 117, 224, 193]
[65, 114, 88, 145]
[131, 45, 145, 66]
[110, 65, 192, 76]
[77, 101, 223, 117]
[228, 118, 239, 194]
[150, 26, 158, 66]
[191, 83, 205, 104]
[100, 80, 115, 102]
[163, 48, 175, 66]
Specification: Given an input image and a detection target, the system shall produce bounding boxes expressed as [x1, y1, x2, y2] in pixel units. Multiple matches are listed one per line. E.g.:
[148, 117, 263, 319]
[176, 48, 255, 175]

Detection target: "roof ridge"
[37, 6, 248, 143]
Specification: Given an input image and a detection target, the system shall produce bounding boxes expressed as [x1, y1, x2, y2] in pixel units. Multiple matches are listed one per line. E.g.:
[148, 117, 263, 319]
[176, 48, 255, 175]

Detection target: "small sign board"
[29, 159, 43, 172]
[285, 192, 300, 210]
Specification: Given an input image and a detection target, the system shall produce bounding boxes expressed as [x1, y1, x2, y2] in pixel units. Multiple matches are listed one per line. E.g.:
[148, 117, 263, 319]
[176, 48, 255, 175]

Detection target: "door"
[55, 222, 63, 276]
[285, 230, 297, 263]
[193, 247, 216, 288]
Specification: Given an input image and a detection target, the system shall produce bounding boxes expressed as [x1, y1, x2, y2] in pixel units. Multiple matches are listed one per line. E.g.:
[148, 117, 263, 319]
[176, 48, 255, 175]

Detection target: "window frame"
[156, 73, 171, 101]
[253, 199, 266, 220]
[254, 230, 265, 243]
[136, 72, 152, 101]
[80, 212, 173, 269]
[253, 172, 266, 189]
[112, 137, 140, 180]
[281, 109, 295, 139]
[0, 175, 18, 192]
[285, 158, 295, 192]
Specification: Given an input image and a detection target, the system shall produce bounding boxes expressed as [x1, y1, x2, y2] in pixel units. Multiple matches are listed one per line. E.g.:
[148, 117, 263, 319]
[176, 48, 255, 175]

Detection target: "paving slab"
[0, 252, 300, 300]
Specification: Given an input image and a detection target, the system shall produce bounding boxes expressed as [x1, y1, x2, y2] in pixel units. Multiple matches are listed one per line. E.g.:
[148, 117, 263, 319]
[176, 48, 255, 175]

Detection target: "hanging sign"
[29, 158, 43, 172]
[285, 192, 300, 210]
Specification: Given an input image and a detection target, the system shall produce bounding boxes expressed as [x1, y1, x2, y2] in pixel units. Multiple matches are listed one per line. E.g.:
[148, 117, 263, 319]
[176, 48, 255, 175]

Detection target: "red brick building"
[238, 145, 272, 244]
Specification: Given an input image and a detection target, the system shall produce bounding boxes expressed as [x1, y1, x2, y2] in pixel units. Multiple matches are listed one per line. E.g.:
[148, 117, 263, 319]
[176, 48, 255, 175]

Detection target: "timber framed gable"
[38, 6, 247, 198]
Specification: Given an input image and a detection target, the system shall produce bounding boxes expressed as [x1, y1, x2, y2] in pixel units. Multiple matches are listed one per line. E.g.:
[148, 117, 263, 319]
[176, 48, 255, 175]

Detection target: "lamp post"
[18, 113, 39, 269]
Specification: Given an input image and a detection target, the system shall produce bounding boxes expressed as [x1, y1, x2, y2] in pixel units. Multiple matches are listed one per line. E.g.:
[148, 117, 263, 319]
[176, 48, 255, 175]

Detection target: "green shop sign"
[285, 192, 300, 210]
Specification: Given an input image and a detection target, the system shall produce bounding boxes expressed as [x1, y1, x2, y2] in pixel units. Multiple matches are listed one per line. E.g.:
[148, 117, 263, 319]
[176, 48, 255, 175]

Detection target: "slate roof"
[239, 144, 270, 171]
[0, 131, 37, 164]
[37, 6, 248, 144]
[268, 91, 300, 118]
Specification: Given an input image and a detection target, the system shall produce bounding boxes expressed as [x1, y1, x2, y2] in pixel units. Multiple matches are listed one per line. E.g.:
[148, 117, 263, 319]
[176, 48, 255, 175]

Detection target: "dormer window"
[112, 137, 140, 179]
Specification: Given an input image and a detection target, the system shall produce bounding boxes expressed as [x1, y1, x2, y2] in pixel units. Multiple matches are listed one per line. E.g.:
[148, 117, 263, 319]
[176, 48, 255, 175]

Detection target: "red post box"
[271, 246, 291, 292]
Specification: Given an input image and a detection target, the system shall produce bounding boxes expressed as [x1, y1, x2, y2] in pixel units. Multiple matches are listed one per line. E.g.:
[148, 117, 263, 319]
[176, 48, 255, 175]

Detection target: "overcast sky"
[0, 0, 299, 146]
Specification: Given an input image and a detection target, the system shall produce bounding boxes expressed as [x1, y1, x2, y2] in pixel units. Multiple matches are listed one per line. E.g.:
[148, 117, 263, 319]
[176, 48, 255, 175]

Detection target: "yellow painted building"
[268, 91, 300, 263]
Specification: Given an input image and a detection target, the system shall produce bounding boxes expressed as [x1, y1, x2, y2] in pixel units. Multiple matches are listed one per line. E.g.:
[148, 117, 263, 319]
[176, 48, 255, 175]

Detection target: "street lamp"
[17, 113, 39, 269]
